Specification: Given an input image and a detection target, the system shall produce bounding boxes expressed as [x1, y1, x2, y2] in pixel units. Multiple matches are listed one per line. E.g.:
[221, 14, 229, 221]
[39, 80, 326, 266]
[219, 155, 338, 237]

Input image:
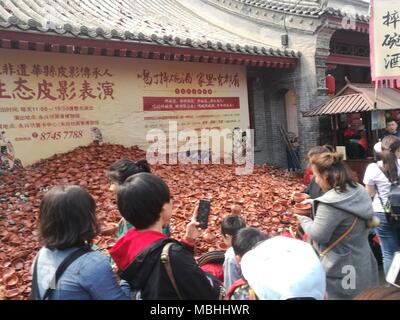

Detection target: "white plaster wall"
[177, 0, 320, 103]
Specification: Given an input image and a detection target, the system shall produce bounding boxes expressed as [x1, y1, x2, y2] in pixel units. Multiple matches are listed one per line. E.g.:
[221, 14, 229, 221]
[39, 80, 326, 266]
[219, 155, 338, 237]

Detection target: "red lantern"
[326, 74, 336, 96]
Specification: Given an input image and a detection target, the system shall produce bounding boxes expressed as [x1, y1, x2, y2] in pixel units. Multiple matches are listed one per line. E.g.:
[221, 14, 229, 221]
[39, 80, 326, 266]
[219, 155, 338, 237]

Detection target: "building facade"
[0, 0, 370, 168]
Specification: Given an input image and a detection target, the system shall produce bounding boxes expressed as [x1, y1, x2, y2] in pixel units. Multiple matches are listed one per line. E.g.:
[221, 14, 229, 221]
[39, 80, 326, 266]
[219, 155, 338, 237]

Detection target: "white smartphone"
[386, 251, 400, 288]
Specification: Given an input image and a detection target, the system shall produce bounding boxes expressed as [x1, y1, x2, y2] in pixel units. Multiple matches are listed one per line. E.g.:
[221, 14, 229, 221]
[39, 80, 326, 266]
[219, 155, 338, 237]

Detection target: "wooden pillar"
[363, 111, 373, 156]
[332, 115, 338, 148]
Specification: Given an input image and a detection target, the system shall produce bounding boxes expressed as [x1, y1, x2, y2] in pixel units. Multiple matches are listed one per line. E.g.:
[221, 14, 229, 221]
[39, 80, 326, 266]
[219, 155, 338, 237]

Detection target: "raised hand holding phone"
[183, 205, 201, 243]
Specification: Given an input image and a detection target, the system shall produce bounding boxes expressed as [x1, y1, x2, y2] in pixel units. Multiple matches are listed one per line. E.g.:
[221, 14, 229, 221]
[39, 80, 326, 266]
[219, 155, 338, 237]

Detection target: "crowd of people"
[29, 146, 400, 300]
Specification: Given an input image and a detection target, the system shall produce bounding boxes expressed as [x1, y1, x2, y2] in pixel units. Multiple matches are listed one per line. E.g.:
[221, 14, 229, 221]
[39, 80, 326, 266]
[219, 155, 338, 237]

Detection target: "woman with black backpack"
[31, 186, 129, 300]
[364, 135, 400, 276]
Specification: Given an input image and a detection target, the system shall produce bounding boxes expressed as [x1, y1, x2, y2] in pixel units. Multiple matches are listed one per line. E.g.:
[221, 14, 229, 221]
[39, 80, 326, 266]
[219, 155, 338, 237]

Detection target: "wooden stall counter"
[344, 158, 375, 184]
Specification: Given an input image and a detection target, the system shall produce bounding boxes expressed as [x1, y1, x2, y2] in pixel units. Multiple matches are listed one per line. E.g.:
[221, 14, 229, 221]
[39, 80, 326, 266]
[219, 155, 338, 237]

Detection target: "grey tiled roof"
[208, 0, 369, 22]
[0, 0, 300, 58]
[230, 0, 326, 17]
[325, 7, 369, 23]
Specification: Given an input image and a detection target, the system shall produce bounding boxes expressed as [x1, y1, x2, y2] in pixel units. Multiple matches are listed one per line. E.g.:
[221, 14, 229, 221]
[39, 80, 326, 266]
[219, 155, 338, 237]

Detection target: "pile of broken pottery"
[0, 143, 305, 299]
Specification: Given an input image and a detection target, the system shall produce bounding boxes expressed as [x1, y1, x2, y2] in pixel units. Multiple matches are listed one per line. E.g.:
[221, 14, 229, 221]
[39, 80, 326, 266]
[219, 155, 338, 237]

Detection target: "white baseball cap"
[241, 236, 326, 300]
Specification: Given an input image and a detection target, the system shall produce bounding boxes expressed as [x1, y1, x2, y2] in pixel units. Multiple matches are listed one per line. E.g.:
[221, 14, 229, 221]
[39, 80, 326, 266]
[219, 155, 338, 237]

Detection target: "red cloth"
[281, 231, 293, 238]
[200, 263, 224, 283]
[358, 137, 368, 150]
[344, 128, 356, 138]
[281, 230, 309, 242]
[303, 166, 312, 185]
[109, 228, 167, 270]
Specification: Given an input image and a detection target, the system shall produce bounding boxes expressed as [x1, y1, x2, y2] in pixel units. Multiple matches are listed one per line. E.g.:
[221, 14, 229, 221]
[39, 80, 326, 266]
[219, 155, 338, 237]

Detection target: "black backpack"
[31, 247, 91, 300]
[375, 165, 400, 228]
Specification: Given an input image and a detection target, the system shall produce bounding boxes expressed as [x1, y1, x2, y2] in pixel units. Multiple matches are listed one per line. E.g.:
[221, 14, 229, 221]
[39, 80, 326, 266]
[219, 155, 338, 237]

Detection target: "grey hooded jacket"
[298, 183, 379, 300]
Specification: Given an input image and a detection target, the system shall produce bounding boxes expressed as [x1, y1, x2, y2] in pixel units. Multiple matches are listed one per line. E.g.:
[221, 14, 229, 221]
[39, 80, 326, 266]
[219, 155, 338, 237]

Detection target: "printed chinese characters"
[137, 69, 240, 88]
[382, 10, 400, 70]
[0, 64, 115, 100]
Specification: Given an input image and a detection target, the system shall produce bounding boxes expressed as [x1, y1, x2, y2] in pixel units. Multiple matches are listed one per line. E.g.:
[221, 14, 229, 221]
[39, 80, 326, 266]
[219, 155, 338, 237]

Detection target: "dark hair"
[117, 173, 171, 230]
[309, 152, 357, 192]
[107, 159, 151, 185]
[232, 227, 268, 257]
[39, 185, 98, 250]
[354, 286, 400, 300]
[221, 215, 246, 237]
[380, 136, 400, 183]
[307, 145, 334, 160]
[387, 118, 397, 125]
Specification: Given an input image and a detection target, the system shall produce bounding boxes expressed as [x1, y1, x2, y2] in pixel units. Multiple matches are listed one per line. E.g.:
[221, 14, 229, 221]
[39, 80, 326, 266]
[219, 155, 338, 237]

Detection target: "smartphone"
[196, 199, 211, 229]
[386, 251, 400, 288]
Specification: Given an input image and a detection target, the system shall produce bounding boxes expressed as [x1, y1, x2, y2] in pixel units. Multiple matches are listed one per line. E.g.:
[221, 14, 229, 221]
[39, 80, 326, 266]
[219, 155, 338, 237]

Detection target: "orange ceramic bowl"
[293, 193, 311, 203]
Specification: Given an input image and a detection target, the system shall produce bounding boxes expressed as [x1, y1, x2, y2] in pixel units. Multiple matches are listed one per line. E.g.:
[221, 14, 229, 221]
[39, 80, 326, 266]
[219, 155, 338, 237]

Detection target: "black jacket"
[304, 177, 324, 200]
[119, 238, 221, 300]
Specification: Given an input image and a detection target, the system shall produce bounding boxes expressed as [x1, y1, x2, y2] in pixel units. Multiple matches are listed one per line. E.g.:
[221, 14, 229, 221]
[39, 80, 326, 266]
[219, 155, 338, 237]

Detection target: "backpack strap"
[31, 247, 91, 300]
[248, 287, 258, 300]
[160, 242, 183, 299]
[31, 257, 40, 300]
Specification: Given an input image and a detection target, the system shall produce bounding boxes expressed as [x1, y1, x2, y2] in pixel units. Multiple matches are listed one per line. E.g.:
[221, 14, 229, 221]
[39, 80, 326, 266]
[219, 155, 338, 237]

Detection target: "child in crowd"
[107, 159, 170, 238]
[221, 215, 246, 290]
[226, 228, 268, 300]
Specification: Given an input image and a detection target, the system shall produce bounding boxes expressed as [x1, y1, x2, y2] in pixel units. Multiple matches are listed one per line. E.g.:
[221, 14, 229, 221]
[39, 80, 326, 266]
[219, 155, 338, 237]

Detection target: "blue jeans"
[375, 212, 400, 275]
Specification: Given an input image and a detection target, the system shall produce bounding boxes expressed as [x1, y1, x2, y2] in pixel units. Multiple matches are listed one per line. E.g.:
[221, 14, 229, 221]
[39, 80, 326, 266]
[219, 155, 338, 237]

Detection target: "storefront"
[304, 81, 400, 181]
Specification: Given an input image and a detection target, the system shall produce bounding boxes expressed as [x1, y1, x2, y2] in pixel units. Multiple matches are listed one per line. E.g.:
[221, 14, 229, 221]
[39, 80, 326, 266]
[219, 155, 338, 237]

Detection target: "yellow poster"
[0, 48, 249, 166]
[371, 0, 400, 84]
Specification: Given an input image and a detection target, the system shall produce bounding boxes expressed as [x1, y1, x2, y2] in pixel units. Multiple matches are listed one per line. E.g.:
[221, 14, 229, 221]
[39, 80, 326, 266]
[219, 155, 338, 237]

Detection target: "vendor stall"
[303, 81, 400, 182]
